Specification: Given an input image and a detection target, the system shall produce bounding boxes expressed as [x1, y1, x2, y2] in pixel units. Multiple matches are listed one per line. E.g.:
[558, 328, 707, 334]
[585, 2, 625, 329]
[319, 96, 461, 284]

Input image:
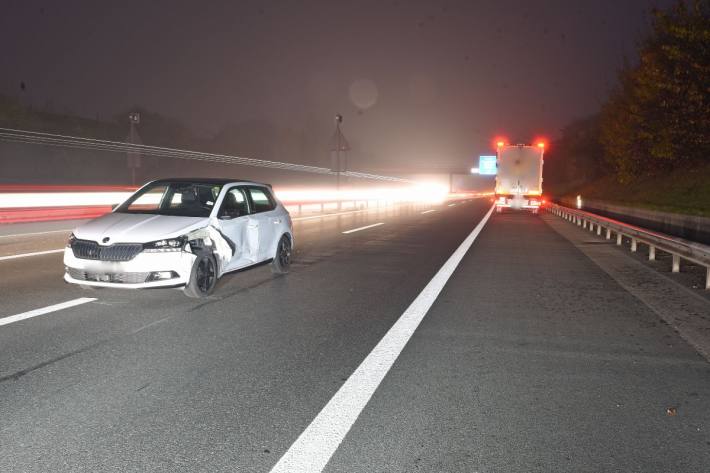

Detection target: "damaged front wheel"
[184, 252, 218, 298]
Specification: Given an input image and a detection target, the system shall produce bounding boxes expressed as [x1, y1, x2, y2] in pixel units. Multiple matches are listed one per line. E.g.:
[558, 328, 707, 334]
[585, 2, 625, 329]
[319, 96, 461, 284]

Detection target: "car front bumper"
[63, 247, 196, 289]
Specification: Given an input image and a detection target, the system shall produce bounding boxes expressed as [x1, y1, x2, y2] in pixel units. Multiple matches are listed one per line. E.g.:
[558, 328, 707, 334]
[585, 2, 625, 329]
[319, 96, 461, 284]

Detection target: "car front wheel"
[271, 234, 292, 274]
[184, 252, 218, 298]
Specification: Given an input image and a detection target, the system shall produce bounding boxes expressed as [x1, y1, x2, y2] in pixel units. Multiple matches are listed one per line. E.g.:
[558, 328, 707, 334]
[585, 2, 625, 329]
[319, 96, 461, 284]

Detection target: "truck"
[494, 143, 545, 214]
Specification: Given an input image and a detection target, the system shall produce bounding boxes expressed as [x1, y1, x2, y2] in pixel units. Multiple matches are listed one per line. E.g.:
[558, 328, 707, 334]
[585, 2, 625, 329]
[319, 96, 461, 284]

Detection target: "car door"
[245, 186, 280, 261]
[215, 186, 256, 270]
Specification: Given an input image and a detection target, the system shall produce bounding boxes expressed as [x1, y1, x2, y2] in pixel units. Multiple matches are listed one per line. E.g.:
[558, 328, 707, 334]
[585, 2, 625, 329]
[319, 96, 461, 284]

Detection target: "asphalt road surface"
[1, 200, 709, 473]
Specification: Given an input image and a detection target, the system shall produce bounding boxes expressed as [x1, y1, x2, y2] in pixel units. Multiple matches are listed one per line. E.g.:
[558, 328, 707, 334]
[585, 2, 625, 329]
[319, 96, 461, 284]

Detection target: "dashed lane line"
[0, 249, 64, 261]
[341, 222, 385, 234]
[0, 298, 97, 327]
[0, 229, 73, 239]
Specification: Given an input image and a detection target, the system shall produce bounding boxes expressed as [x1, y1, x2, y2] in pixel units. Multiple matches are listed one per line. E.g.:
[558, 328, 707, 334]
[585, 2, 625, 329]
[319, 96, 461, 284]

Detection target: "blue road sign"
[479, 155, 497, 175]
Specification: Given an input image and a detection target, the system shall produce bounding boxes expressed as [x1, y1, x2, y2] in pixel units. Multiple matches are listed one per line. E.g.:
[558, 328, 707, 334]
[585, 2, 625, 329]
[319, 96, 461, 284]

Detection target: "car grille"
[67, 267, 150, 284]
[71, 239, 143, 261]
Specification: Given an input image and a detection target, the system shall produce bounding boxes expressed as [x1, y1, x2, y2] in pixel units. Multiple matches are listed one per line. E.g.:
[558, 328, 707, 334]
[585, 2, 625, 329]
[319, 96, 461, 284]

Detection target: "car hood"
[74, 212, 209, 244]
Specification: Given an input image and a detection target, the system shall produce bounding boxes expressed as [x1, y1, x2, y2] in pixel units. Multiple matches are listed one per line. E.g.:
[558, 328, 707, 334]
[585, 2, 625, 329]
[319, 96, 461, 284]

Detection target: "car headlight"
[143, 235, 187, 252]
[67, 233, 76, 247]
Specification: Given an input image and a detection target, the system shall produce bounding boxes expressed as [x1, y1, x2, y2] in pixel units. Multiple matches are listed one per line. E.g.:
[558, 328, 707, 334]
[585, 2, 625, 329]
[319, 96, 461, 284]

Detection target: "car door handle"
[272, 218, 281, 224]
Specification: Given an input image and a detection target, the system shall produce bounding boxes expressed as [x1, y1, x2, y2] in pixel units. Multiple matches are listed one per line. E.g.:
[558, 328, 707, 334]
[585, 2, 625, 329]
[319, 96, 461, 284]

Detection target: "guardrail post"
[606, 228, 611, 240]
[672, 254, 680, 273]
[649, 246, 656, 261]
[706, 267, 710, 290]
[616, 234, 623, 245]
[596, 225, 602, 236]
[631, 238, 637, 252]
[577, 217, 582, 226]
[298, 204, 302, 215]
[583, 220, 587, 229]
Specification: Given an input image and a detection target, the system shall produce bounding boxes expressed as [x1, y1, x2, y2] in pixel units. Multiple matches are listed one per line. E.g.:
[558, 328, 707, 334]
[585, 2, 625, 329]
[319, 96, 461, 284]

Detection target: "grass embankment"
[565, 162, 710, 217]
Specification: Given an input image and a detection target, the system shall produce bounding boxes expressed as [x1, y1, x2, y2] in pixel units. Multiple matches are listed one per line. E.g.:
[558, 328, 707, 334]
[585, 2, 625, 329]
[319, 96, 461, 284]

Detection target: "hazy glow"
[349, 79, 379, 109]
[0, 192, 133, 208]
[276, 182, 450, 205]
[0, 183, 453, 210]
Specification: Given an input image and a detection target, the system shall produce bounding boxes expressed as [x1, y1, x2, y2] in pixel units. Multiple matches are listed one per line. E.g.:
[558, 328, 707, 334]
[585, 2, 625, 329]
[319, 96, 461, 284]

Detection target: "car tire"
[271, 234, 292, 274]
[184, 252, 218, 298]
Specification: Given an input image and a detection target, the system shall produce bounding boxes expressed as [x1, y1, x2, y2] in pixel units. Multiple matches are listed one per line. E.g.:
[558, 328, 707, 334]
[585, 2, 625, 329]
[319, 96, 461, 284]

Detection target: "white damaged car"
[64, 178, 293, 298]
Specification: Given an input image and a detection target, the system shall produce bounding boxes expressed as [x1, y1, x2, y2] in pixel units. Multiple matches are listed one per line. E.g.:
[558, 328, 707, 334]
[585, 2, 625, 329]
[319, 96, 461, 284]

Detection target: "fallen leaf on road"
[666, 407, 678, 416]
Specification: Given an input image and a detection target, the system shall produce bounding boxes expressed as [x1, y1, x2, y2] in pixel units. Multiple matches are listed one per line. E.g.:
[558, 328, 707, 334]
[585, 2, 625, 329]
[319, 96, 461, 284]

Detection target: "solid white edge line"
[0, 297, 97, 327]
[341, 222, 385, 234]
[0, 249, 64, 261]
[0, 228, 73, 239]
[421, 209, 437, 214]
[269, 203, 496, 473]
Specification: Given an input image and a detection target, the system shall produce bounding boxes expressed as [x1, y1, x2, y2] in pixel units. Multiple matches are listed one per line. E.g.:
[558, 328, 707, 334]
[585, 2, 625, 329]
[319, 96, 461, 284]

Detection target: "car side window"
[218, 187, 249, 218]
[247, 187, 276, 213]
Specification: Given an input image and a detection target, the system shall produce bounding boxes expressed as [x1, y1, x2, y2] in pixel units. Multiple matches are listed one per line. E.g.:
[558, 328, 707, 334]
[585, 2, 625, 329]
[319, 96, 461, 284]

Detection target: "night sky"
[1, 0, 672, 172]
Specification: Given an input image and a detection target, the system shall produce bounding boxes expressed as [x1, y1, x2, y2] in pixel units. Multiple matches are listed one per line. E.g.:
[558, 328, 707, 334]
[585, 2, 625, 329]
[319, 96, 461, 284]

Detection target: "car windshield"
[116, 182, 223, 217]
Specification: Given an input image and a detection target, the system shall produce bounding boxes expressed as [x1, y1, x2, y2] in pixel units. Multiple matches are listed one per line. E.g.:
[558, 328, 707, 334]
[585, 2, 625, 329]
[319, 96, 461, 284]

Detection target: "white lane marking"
[269, 204, 496, 473]
[292, 209, 368, 222]
[0, 229, 73, 239]
[421, 209, 437, 214]
[0, 249, 64, 261]
[448, 203, 457, 207]
[0, 298, 97, 327]
[341, 222, 385, 234]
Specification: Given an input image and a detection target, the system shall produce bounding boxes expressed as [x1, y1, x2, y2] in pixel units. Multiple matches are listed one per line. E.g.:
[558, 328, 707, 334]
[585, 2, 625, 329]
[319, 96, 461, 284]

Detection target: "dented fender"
[185, 223, 235, 276]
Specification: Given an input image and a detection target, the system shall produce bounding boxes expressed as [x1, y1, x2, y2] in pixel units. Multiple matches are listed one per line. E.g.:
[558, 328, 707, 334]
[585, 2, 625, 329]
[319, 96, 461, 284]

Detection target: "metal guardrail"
[284, 198, 411, 215]
[548, 203, 710, 290]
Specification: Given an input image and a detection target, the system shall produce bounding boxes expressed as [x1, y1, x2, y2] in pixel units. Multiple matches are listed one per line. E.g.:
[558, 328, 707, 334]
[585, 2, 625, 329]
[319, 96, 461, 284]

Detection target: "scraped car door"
[245, 186, 279, 261]
[216, 186, 255, 271]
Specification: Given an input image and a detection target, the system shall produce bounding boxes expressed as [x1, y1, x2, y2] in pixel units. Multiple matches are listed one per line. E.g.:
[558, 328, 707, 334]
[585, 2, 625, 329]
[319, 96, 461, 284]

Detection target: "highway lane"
[325, 211, 710, 473]
[2, 200, 709, 472]
[0, 198, 489, 472]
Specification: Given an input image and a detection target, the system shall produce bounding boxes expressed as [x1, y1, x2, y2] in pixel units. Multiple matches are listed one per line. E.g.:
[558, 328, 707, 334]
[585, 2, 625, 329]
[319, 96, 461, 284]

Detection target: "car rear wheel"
[184, 252, 218, 298]
[271, 234, 292, 274]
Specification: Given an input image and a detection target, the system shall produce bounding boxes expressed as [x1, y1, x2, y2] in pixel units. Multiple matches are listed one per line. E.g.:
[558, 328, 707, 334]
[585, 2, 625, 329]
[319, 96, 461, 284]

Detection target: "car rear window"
[247, 187, 276, 213]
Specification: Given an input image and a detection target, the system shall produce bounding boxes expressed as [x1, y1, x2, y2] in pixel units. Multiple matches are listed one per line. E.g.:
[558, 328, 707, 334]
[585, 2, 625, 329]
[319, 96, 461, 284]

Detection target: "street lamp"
[127, 112, 141, 186]
[330, 114, 350, 207]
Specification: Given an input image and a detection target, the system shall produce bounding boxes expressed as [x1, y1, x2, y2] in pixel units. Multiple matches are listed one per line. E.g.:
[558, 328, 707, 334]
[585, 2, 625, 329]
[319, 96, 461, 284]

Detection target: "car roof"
[150, 178, 271, 187]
